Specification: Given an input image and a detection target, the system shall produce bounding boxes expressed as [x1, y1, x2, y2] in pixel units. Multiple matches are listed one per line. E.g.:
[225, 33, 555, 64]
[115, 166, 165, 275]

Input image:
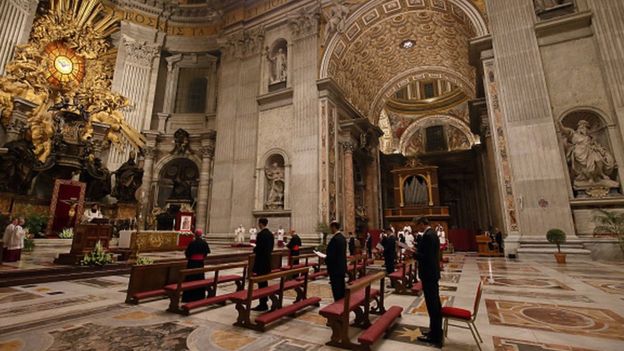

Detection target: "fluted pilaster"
[341, 141, 355, 235]
[0, 0, 38, 75]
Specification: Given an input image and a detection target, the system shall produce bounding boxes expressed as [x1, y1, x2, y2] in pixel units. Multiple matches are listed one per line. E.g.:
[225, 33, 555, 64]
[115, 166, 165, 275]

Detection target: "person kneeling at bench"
[183, 229, 211, 302]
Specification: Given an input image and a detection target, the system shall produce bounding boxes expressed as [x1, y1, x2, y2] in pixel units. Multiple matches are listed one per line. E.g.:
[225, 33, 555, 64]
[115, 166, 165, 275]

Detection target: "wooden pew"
[319, 272, 403, 350]
[388, 260, 415, 294]
[125, 248, 313, 304]
[282, 253, 322, 272]
[229, 255, 321, 331]
[347, 254, 368, 282]
[476, 235, 503, 257]
[164, 261, 247, 315]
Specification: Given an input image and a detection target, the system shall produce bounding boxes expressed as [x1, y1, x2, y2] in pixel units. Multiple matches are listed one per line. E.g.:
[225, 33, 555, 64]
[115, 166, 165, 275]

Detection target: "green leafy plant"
[23, 235, 35, 252]
[14, 205, 49, 237]
[593, 209, 624, 256]
[135, 256, 154, 265]
[80, 240, 113, 266]
[59, 228, 74, 239]
[546, 228, 566, 253]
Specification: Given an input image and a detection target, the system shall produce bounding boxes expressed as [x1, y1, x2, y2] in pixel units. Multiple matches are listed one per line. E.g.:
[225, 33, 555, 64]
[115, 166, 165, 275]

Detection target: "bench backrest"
[245, 254, 311, 303]
[174, 261, 248, 291]
[342, 271, 385, 321]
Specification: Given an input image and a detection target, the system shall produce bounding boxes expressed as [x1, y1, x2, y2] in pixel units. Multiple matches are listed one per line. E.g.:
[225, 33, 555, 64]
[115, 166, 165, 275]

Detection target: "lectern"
[55, 222, 112, 264]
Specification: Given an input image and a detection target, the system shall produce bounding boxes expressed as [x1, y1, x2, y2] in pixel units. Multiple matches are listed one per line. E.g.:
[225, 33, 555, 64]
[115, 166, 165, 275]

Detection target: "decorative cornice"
[122, 36, 161, 66]
[288, 4, 320, 39]
[219, 26, 265, 59]
[11, 0, 38, 13]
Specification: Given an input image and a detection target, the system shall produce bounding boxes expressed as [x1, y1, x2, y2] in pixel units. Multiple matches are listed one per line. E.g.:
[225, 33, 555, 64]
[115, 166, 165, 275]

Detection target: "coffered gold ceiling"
[321, 0, 487, 123]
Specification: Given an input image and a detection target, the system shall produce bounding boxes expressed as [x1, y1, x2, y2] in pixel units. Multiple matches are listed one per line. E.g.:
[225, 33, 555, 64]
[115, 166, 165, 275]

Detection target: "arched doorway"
[319, 0, 494, 248]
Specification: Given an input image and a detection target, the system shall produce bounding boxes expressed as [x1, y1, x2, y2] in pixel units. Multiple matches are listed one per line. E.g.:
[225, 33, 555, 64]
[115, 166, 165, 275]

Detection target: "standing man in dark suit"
[252, 217, 274, 311]
[347, 232, 356, 257]
[383, 228, 397, 275]
[413, 216, 443, 348]
[326, 221, 347, 301]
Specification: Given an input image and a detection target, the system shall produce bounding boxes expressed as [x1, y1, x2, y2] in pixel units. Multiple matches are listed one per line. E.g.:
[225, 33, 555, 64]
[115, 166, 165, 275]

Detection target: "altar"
[119, 230, 194, 257]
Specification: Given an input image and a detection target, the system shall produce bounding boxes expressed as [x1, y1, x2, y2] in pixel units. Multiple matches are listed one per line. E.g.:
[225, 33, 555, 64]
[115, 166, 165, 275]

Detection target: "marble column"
[138, 146, 156, 230]
[486, 0, 576, 238]
[107, 28, 162, 171]
[342, 141, 356, 234]
[0, 0, 38, 75]
[195, 141, 215, 232]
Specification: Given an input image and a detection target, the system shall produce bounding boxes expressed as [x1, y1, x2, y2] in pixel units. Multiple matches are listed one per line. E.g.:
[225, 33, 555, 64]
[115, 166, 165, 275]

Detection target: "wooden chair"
[442, 280, 484, 351]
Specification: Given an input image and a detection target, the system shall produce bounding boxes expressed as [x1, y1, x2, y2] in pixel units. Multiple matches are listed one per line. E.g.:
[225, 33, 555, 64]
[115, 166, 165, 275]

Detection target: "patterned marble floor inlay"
[0, 287, 42, 305]
[73, 278, 126, 289]
[482, 276, 573, 290]
[486, 299, 624, 340]
[0, 295, 107, 317]
[386, 323, 432, 347]
[493, 336, 598, 351]
[582, 279, 624, 295]
[484, 289, 593, 303]
[407, 295, 453, 315]
[47, 322, 194, 351]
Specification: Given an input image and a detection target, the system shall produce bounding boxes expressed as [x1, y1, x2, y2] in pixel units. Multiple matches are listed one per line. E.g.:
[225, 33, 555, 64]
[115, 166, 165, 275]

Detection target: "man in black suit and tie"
[252, 217, 274, 311]
[413, 216, 443, 348]
[326, 221, 347, 301]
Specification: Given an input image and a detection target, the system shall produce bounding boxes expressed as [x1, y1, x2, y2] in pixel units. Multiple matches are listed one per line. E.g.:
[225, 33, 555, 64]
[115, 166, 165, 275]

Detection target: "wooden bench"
[388, 260, 416, 294]
[164, 261, 247, 315]
[476, 235, 503, 257]
[282, 253, 322, 272]
[319, 271, 402, 350]
[229, 255, 320, 331]
[347, 254, 368, 282]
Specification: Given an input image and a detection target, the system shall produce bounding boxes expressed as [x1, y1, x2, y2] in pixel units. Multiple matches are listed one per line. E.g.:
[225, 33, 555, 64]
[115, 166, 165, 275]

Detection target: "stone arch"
[318, 0, 488, 120]
[371, 66, 475, 125]
[399, 114, 478, 155]
[320, 0, 488, 79]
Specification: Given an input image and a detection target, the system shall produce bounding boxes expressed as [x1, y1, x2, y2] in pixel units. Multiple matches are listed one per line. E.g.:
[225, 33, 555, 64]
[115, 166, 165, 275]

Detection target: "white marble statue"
[558, 120, 618, 190]
[249, 227, 257, 243]
[265, 162, 285, 210]
[268, 47, 287, 84]
[234, 224, 245, 243]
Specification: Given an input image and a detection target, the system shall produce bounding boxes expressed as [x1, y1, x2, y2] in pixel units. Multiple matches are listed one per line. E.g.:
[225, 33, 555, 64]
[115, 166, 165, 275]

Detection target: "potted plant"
[546, 228, 566, 263]
[81, 240, 113, 266]
[592, 209, 624, 256]
[59, 228, 74, 239]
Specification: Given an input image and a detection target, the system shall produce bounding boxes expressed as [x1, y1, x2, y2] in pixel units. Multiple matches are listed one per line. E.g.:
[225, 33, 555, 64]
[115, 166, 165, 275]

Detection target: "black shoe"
[417, 336, 443, 348]
[251, 305, 268, 311]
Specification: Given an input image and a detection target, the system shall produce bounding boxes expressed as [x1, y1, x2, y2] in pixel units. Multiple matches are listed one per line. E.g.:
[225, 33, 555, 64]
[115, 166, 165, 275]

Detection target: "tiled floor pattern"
[1, 253, 624, 350]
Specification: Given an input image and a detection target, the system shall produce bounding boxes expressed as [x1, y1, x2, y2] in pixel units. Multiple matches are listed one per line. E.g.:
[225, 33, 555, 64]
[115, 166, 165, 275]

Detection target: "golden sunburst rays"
[49, 0, 118, 38]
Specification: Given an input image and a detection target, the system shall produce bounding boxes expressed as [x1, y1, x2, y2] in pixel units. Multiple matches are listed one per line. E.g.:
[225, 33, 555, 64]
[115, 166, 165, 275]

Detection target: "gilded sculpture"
[0, 0, 144, 163]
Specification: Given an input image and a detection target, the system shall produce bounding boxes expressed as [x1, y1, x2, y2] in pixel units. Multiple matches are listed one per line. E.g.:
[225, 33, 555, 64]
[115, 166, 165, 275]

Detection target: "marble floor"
[1, 253, 624, 351]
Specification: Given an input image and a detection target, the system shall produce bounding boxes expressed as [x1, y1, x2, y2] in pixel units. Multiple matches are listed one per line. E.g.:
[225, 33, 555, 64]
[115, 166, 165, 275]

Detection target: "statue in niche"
[112, 151, 143, 203]
[558, 120, 618, 191]
[265, 162, 285, 210]
[171, 129, 191, 155]
[404, 175, 428, 206]
[534, 0, 572, 12]
[267, 47, 287, 84]
[170, 174, 193, 201]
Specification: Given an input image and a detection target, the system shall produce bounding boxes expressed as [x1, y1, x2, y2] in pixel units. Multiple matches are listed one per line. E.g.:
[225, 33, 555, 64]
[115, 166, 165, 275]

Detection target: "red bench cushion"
[388, 269, 404, 279]
[255, 297, 321, 325]
[411, 281, 423, 295]
[442, 306, 471, 320]
[358, 306, 403, 345]
[229, 280, 303, 302]
[319, 288, 380, 317]
[164, 274, 242, 292]
[182, 292, 236, 311]
[132, 289, 166, 301]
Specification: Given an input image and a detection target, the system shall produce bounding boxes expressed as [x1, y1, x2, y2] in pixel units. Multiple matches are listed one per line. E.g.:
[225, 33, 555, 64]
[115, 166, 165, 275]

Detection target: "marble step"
[31, 238, 73, 247]
[520, 243, 585, 249]
[517, 246, 592, 262]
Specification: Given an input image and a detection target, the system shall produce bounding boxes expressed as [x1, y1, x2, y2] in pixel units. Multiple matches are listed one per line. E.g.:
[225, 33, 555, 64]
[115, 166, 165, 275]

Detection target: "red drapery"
[448, 229, 477, 251]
